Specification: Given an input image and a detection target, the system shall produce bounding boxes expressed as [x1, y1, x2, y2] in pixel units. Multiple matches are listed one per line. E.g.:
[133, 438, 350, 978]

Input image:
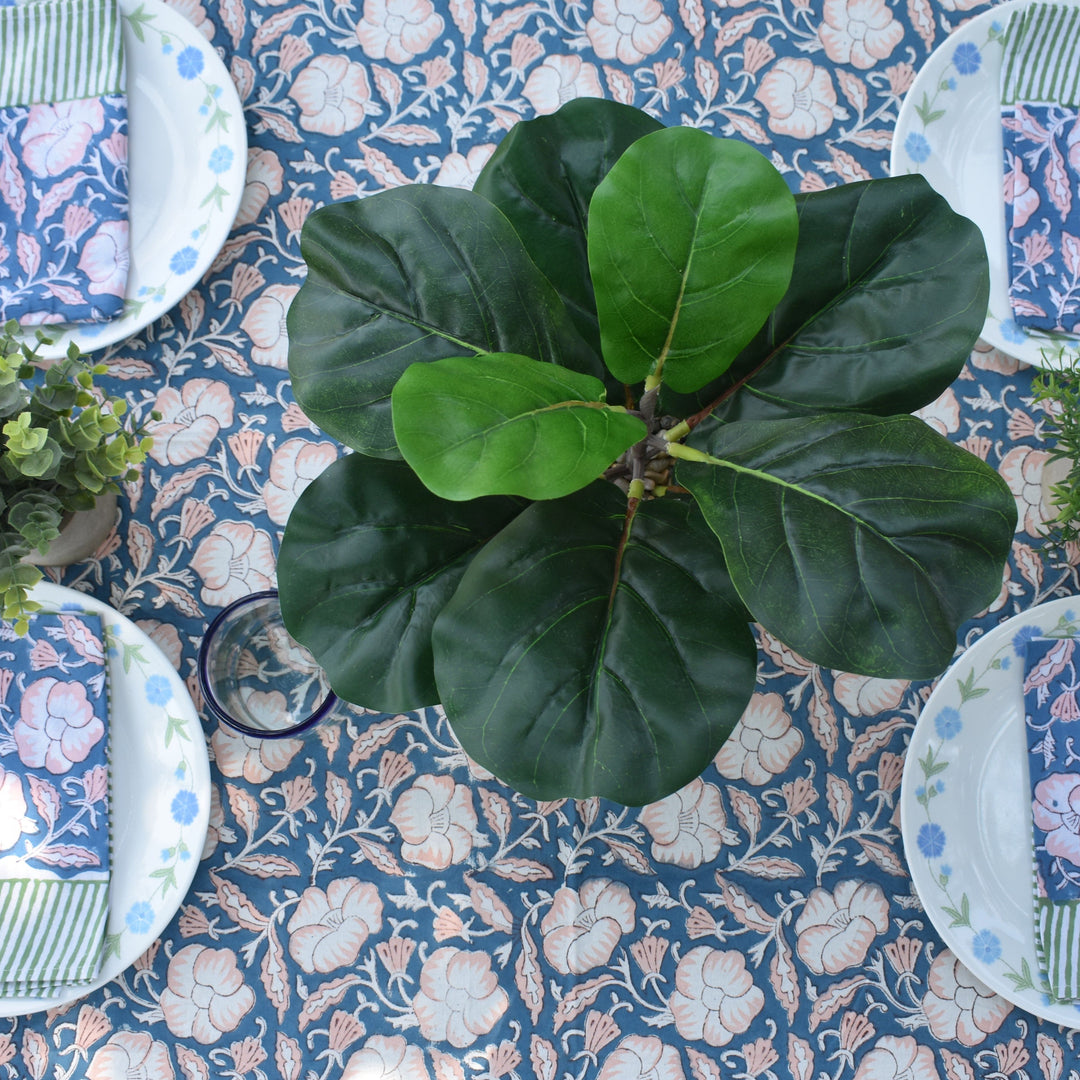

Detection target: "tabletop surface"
[6, 0, 1079, 1076]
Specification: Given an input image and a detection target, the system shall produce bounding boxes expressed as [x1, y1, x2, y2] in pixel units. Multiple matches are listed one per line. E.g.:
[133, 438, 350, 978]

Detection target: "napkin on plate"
[1000, 3, 1080, 334]
[0, 0, 129, 326]
[0, 611, 110, 996]
[1023, 635, 1080, 1002]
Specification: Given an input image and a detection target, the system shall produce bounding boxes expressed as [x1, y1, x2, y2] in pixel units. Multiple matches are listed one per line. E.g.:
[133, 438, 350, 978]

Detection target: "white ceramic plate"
[0, 583, 210, 1017]
[891, 0, 1080, 368]
[902, 597, 1080, 1027]
[33, 0, 247, 360]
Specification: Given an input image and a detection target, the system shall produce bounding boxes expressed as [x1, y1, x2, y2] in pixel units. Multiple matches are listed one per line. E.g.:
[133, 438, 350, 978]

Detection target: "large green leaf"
[392, 354, 646, 500]
[676, 413, 1017, 679]
[286, 186, 597, 458]
[277, 454, 524, 710]
[431, 482, 757, 804]
[588, 127, 798, 394]
[473, 99, 663, 357]
[663, 175, 990, 422]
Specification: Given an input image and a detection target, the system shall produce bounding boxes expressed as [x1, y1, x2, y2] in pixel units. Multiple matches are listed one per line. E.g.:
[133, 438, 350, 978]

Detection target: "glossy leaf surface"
[589, 127, 798, 393]
[663, 176, 990, 422]
[677, 413, 1017, 679]
[278, 454, 524, 710]
[473, 99, 663, 356]
[432, 482, 757, 804]
[286, 186, 595, 458]
[392, 354, 646, 500]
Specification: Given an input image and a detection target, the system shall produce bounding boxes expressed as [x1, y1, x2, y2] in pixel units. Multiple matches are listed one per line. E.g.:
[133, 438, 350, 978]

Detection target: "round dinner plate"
[902, 598, 1080, 1028]
[0, 583, 211, 1017]
[890, 0, 1080, 368]
[34, 0, 247, 360]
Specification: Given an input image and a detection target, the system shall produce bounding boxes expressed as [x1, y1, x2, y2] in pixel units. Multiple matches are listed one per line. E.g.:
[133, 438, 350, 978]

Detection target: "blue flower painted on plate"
[972, 928, 1002, 964]
[145, 673, 173, 705]
[953, 42, 982, 75]
[169, 246, 199, 275]
[171, 789, 199, 825]
[1000, 317, 1028, 344]
[904, 132, 931, 163]
[161, 40, 172, 54]
[126, 901, 154, 934]
[917, 822, 946, 858]
[176, 45, 204, 80]
[1013, 624, 1043, 656]
[934, 706, 962, 740]
[208, 146, 233, 174]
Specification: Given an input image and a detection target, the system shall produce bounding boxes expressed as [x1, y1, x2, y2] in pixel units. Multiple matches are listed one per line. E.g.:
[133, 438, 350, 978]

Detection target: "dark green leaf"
[287, 186, 597, 459]
[278, 454, 525, 710]
[392, 354, 646, 500]
[473, 99, 663, 357]
[589, 127, 798, 393]
[432, 482, 757, 804]
[662, 175, 990, 422]
[677, 413, 1016, 679]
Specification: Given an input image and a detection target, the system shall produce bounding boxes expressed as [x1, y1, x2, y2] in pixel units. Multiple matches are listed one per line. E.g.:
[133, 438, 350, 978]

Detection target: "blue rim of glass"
[197, 589, 339, 739]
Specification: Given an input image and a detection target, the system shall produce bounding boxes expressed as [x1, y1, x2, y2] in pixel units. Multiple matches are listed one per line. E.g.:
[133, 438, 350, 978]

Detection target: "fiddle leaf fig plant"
[280, 99, 1017, 806]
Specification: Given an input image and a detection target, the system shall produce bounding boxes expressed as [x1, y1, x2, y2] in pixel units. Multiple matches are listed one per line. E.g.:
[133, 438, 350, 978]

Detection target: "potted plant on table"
[0, 322, 152, 633]
[278, 99, 1017, 806]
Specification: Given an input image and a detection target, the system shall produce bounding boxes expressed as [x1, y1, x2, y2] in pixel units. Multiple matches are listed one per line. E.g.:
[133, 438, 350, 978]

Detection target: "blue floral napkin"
[1000, 3, 1080, 334]
[1023, 636, 1080, 1002]
[0, 0, 129, 326]
[0, 612, 110, 996]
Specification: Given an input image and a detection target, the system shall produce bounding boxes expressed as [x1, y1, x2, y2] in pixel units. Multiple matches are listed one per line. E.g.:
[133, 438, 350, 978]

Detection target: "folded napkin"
[0, 611, 110, 996]
[0, 0, 129, 326]
[1000, 3, 1080, 334]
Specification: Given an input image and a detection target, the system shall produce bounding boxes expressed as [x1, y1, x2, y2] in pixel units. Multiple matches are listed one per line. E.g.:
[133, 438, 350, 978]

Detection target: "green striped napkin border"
[0, 0, 124, 110]
[1001, 2, 1080, 106]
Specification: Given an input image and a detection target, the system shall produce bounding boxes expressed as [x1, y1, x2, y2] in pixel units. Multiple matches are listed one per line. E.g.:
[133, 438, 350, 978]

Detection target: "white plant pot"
[23, 491, 119, 567]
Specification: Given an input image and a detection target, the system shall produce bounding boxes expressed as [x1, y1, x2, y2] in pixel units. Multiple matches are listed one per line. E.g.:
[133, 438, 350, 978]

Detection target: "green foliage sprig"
[1032, 350, 1080, 547]
[0, 322, 154, 632]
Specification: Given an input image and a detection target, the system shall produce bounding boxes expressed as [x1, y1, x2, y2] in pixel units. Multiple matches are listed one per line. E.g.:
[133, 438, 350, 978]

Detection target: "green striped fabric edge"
[0, 0, 125, 109]
[1035, 892, 1080, 1002]
[0, 877, 108, 995]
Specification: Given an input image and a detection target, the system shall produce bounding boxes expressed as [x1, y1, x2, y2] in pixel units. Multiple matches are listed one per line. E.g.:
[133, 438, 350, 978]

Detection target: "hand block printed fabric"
[0, 0, 129, 326]
[0, 612, 109, 996]
[1001, 3, 1080, 334]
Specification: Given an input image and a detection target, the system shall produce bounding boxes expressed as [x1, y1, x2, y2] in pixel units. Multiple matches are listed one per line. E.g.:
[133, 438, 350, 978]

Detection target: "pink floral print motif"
[433, 145, 496, 188]
[262, 439, 339, 526]
[210, 723, 303, 784]
[755, 58, 839, 139]
[586, 0, 674, 65]
[540, 878, 636, 975]
[287, 878, 383, 973]
[852, 1036, 939, 1080]
[1032, 773, 1080, 867]
[13, 677, 104, 775]
[389, 774, 478, 869]
[1004, 150, 1041, 230]
[818, 0, 904, 70]
[999, 445, 1054, 537]
[159, 944, 257, 1043]
[411, 947, 509, 1048]
[522, 56, 604, 115]
[921, 950, 1012, 1046]
[794, 880, 890, 975]
[638, 776, 732, 869]
[20, 100, 105, 178]
[240, 284, 299, 369]
[597, 1034, 686, 1080]
[667, 946, 764, 1046]
[355, 0, 444, 64]
[149, 379, 235, 467]
[714, 691, 803, 785]
[77, 220, 129, 297]
[86, 1032, 175, 1080]
[342, 1035, 429, 1080]
[0, 766, 29, 851]
[235, 147, 284, 227]
[191, 520, 276, 607]
[289, 56, 375, 136]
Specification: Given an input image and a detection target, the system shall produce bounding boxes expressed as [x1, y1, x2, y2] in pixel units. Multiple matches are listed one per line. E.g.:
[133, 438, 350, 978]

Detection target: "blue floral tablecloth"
[6, 0, 1080, 1077]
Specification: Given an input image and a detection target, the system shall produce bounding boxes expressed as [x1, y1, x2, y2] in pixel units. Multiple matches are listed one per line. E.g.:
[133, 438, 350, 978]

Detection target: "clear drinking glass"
[198, 590, 338, 739]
